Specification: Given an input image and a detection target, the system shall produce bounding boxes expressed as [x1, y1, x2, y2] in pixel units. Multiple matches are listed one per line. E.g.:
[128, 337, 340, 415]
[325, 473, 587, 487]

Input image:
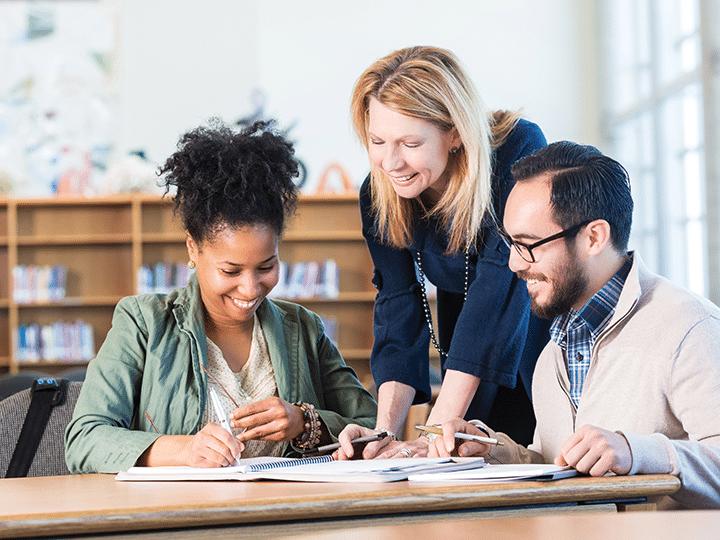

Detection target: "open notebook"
[115, 455, 487, 483]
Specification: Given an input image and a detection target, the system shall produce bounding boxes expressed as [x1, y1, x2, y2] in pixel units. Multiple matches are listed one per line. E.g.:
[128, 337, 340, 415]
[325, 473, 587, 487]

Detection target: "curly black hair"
[160, 119, 299, 244]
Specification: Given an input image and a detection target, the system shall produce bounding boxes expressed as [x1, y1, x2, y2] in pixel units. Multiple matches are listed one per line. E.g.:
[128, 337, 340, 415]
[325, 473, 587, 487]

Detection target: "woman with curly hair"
[65, 121, 377, 473]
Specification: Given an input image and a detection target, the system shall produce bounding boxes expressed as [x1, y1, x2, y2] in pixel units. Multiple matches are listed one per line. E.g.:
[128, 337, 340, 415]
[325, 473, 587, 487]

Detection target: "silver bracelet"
[375, 427, 397, 441]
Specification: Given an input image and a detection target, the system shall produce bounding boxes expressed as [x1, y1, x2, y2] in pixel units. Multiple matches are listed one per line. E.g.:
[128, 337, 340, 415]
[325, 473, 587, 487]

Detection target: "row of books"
[269, 260, 339, 299]
[137, 263, 194, 294]
[11, 265, 68, 303]
[136, 260, 340, 299]
[14, 320, 95, 363]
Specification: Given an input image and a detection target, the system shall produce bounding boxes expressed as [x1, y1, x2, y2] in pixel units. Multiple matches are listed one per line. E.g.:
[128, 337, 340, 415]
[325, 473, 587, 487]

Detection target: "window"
[601, 0, 718, 301]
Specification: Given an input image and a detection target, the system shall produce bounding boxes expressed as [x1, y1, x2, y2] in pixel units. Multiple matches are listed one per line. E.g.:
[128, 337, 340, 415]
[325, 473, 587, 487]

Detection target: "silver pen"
[209, 386, 241, 465]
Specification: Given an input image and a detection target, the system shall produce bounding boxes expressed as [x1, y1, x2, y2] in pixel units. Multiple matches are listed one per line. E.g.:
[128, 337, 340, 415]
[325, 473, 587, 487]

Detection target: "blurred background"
[0, 0, 718, 302]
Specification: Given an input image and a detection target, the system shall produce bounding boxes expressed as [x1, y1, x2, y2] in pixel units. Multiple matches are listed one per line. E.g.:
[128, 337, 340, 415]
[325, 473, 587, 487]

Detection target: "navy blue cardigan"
[361, 119, 549, 404]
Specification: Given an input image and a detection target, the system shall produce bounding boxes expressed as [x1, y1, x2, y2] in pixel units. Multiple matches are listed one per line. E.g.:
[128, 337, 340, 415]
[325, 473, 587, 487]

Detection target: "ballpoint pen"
[209, 386, 242, 465]
[307, 431, 389, 455]
[415, 424, 504, 446]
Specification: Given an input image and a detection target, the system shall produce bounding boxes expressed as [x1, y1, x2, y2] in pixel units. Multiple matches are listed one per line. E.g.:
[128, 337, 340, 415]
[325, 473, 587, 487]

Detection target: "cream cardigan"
[484, 254, 720, 510]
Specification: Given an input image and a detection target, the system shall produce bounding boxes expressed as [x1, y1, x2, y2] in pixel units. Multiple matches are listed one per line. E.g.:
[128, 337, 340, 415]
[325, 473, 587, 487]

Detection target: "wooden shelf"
[0, 194, 375, 380]
[13, 296, 124, 308]
[16, 235, 133, 246]
[141, 233, 187, 243]
[283, 231, 365, 242]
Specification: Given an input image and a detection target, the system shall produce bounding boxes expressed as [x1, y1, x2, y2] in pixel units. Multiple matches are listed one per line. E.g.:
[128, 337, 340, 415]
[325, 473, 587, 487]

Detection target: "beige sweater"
[485, 254, 720, 510]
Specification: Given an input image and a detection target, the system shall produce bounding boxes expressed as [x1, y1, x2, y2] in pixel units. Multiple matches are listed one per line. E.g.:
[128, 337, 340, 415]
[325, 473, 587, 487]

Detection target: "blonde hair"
[351, 46, 520, 253]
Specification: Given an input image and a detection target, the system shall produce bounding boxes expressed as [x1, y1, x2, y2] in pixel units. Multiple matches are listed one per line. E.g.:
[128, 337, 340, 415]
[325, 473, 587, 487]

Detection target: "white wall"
[113, 0, 600, 192]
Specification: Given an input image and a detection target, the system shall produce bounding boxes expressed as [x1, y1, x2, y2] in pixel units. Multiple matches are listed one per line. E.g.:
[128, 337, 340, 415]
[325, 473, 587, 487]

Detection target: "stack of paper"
[407, 463, 578, 483]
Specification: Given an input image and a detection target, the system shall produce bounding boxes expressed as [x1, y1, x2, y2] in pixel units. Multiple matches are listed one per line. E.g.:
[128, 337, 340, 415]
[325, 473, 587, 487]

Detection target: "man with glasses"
[429, 141, 720, 510]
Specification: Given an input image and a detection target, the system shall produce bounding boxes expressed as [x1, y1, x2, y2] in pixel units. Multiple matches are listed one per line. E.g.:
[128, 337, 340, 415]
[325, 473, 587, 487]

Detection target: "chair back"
[0, 371, 52, 401]
[0, 381, 83, 478]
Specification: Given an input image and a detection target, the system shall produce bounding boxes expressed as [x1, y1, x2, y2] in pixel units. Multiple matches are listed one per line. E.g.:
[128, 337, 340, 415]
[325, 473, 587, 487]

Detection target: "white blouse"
[202, 315, 283, 458]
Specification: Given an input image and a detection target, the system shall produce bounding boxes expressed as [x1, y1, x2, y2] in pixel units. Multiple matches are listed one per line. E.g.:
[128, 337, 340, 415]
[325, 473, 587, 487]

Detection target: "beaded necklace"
[415, 244, 471, 358]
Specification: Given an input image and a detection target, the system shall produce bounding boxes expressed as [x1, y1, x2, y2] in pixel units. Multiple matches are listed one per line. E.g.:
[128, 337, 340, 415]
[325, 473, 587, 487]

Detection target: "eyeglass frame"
[499, 220, 592, 263]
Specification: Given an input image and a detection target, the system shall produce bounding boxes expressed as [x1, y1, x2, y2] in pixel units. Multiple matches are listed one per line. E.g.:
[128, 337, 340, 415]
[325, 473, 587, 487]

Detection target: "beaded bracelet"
[293, 401, 322, 449]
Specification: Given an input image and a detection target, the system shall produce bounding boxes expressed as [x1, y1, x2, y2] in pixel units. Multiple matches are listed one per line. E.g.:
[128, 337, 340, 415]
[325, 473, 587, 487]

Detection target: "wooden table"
[0, 473, 680, 539]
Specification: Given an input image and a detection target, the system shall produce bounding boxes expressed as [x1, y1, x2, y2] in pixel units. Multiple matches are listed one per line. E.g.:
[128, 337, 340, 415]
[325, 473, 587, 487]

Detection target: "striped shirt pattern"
[550, 256, 633, 407]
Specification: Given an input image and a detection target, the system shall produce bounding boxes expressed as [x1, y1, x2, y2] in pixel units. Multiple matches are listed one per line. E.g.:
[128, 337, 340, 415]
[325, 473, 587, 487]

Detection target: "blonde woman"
[337, 46, 551, 459]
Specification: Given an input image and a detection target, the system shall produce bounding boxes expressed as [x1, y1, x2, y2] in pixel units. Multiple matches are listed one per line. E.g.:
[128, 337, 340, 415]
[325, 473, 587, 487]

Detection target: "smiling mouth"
[389, 173, 418, 184]
[228, 296, 258, 309]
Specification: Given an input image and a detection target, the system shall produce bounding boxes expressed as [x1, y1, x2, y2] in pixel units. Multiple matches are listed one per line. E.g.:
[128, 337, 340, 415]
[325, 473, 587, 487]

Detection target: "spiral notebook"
[115, 456, 486, 483]
[115, 455, 333, 481]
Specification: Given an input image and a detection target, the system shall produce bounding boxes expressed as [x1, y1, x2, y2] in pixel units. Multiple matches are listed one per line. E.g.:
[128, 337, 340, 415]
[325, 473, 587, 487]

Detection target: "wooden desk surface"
[260, 510, 720, 540]
[0, 473, 680, 539]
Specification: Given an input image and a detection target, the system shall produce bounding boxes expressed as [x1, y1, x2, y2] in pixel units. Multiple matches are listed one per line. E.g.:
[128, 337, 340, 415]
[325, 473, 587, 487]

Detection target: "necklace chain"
[415, 247, 470, 358]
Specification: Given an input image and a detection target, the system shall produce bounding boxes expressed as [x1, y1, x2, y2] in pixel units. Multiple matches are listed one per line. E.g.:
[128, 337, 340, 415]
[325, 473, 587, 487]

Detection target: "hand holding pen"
[420, 419, 503, 459]
[208, 387, 243, 466]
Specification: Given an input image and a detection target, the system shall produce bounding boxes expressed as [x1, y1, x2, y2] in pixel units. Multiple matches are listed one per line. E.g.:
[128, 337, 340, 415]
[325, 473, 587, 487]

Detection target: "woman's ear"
[186, 232, 198, 263]
[450, 127, 462, 151]
[584, 220, 612, 256]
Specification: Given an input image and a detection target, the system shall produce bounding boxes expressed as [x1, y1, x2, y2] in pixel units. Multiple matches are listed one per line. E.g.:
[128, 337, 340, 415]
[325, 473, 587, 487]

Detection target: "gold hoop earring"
[188, 260, 196, 270]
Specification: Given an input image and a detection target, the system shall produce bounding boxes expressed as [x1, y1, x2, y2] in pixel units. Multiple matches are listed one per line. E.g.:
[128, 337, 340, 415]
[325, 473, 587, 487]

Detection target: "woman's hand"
[376, 436, 429, 459]
[136, 426, 244, 468]
[427, 418, 491, 458]
[184, 424, 245, 467]
[334, 424, 395, 460]
[230, 397, 305, 443]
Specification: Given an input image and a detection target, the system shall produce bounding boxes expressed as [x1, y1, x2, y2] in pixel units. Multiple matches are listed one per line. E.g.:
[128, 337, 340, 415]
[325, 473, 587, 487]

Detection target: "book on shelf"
[14, 319, 95, 363]
[137, 263, 194, 294]
[406, 463, 578, 483]
[115, 456, 486, 483]
[12, 265, 67, 303]
[268, 259, 339, 300]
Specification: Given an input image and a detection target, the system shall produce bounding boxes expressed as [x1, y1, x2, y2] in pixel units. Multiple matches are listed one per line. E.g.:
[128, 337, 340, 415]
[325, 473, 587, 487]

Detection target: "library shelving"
[0, 194, 376, 388]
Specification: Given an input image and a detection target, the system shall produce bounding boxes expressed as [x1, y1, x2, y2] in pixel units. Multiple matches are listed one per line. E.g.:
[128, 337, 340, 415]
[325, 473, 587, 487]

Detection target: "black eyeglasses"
[499, 220, 591, 263]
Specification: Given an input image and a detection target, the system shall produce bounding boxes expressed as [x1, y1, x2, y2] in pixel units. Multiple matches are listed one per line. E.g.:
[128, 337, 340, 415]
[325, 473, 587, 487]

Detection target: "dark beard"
[526, 256, 589, 319]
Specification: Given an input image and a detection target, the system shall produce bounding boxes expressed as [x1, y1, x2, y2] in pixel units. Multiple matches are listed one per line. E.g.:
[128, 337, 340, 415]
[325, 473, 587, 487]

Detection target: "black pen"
[309, 431, 388, 454]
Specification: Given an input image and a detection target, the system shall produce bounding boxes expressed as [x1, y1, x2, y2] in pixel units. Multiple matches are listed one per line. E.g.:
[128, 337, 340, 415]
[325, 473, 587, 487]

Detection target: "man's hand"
[555, 424, 632, 476]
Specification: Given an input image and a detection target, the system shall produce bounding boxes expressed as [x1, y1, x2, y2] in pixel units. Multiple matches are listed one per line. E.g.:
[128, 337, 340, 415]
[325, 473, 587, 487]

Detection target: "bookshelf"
[0, 194, 376, 388]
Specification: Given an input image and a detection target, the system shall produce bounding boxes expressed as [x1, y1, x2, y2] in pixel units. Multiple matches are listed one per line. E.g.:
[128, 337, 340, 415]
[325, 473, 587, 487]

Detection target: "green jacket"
[65, 275, 377, 473]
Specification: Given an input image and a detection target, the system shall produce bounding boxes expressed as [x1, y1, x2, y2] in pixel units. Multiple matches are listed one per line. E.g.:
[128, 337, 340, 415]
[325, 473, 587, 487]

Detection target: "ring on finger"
[399, 448, 412, 457]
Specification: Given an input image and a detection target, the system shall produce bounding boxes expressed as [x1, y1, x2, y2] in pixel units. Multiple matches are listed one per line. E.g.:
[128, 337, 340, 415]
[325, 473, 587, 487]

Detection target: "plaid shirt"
[550, 255, 633, 408]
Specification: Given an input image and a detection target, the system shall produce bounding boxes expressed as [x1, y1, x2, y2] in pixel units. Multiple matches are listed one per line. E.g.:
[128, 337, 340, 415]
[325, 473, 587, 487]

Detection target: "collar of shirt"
[549, 254, 633, 407]
[550, 254, 633, 349]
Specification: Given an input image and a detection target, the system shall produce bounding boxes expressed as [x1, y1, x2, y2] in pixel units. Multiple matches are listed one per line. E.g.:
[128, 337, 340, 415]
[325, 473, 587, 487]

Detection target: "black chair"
[0, 381, 83, 478]
[0, 371, 53, 401]
[57, 367, 87, 382]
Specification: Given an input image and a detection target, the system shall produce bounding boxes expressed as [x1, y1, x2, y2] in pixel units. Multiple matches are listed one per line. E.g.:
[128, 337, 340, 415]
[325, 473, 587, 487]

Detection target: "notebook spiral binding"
[247, 454, 334, 472]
